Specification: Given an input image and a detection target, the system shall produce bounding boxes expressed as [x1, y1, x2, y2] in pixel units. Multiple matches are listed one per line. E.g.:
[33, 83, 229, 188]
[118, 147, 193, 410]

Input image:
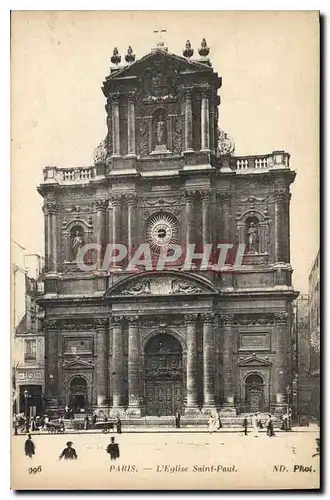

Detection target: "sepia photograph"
[10, 10, 320, 490]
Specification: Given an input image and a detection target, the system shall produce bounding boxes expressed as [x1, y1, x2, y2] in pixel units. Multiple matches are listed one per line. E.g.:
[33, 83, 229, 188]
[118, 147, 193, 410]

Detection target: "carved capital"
[94, 318, 108, 329]
[109, 92, 120, 104]
[220, 314, 235, 326]
[185, 189, 197, 202]
[274, 189, 289, 203]
[126, 194, 137, 207]
[200, 190, 211, 203]
[127, 316, 139, 327]
[127, 92, 136, 104]
[183, 87, 193, 99]
[44, 201, 58, 215]
[274, 312, 289, 324]
[95, 199, 108, 211]
[110, 195, 122, 207]
[185, 313, 198, 325]
[112, 315, 123, 327]
[201, 313, 214, 325]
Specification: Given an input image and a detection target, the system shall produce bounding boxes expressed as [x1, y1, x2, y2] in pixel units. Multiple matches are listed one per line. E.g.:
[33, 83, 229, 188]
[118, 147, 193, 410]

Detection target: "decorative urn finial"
[217, 128, 235, 156]
[183, 40, 194, 58]
[111, 47, 121, 65]
[125, 46, 136, 63]
[198, 38, 210, 57]
[93, 140, 108, 165]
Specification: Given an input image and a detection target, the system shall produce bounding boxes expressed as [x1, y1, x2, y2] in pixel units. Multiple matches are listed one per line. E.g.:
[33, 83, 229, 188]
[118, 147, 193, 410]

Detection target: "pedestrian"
[24, 434, 35, 458]
[25, 416, 30, 433]
[65, 405, 69, 419]
[84, 415, 89, 430]
[116, 417, 122, 434]
[59, 441, 78, 460]
[107, 436, 120, 461]
[243, 417, 248, 436]
[208, 415, 217, 434]
[257, 412, 263, 429]
[218, 414, 223, 430]
[252, 413, 259, 437]
[267, 414, 275, 437]
[175, 412, 181, 429]
[92, 412, 97, 427]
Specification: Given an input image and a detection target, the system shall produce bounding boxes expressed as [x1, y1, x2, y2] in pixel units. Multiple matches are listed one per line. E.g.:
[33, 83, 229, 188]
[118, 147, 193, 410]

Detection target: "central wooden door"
[144, 333, 183, 416]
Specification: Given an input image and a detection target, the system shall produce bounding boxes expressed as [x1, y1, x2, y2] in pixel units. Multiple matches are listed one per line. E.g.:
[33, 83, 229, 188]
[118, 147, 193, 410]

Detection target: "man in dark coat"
[116, 417, 122, 434]
[243, 417, 248, 435]
[92, 413, 97, 426]
[107, 437, 120, 460]
[59, 441, 78, 460]
[175, 413, 181, 429]
[24, 434, 35, 458]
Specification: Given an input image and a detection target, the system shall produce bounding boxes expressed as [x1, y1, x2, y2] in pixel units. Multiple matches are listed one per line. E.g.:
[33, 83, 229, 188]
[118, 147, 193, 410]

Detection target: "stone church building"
[38, 39, 297, 418]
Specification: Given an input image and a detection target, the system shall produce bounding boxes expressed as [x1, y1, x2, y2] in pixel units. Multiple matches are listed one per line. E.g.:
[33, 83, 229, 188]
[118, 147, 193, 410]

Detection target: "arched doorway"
[245, 374, 264, 412]
[144, 333, 183, 416]
[69, 377, 88, 412]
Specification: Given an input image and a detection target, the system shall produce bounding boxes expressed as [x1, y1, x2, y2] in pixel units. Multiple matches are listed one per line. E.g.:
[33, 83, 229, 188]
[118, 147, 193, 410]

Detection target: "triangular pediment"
[62, 358, 94, 370]
[105, 49, 213, 82]
[238, 355, 271, 367]
[104, 270, 218, 298]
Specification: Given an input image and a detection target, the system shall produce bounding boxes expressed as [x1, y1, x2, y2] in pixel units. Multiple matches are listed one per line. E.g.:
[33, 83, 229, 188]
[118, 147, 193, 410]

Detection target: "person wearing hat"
[24, 434, 35, 458]
[59, 441, 78, 460]
[106, 436, 120, 461]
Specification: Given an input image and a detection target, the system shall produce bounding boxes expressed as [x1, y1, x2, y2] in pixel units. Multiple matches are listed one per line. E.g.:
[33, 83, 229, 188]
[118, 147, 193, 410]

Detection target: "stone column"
[111, 316, 125, 411]
[202, 313, 216, 412]
[127, 194, 137, 263]
[127, 93, 136, 156]
[95, 318, 109, 407]
[111, 195, 122, 248]
[220, 314, 235, 409]
[201, 190, 211, 246]
[219, 193, 232, 242]
[43, 204, 49, 271]
[44, 320, 58, 400]
[185, 190, 195, 248]
[184, 88, 193, 152]
[185, 314, 199, 412]
[45, 202, 57, 272]
[201, 91, 210, 151]
[274, 189, 287, 263]
[273, 312, 290, 409]
[111, 94, 120, 156]
[95, 199, 107, 269]
[127, 316, 141, 415]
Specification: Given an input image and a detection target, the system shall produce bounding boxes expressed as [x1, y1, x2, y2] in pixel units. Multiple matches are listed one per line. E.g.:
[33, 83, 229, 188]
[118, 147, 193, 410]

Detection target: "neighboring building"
[37, 40, 297, 418]
[13, 251, 44, 416]
[292, 294, 312, 423]
[309, 250, 320, 421]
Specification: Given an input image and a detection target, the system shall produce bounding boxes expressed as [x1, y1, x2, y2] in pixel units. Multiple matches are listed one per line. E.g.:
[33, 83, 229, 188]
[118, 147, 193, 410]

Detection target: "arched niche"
[62, 218, 93, 263]
[236, 209, 270, 254]
[151, 107, 169, 152]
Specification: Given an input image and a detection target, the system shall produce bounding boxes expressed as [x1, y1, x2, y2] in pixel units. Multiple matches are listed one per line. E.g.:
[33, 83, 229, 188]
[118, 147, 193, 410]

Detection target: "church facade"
[38, 39, 297, 418]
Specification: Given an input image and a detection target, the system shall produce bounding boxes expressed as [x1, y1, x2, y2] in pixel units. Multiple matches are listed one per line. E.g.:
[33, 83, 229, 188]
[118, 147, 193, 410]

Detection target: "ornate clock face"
[145, 212, 179, 253]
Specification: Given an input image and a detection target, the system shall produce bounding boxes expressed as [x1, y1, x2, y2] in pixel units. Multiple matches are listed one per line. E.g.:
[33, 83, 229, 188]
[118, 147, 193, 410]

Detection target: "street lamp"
[23, 389, 30, 418]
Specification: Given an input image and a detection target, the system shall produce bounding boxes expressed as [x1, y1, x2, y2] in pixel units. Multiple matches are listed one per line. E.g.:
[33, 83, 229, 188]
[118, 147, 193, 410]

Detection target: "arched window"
[70, 225, 85, 261]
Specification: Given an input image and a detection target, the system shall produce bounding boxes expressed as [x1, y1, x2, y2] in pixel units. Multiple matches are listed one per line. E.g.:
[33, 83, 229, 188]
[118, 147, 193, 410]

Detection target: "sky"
[11, 10, 319, 293]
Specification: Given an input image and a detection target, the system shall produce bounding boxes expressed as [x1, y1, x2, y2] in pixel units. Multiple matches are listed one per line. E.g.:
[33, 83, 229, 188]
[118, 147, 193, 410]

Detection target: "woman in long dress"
[252, 413, 259, 437]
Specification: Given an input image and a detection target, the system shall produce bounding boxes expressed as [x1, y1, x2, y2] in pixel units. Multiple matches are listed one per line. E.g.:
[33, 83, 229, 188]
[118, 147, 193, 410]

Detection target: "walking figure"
[59, 441, 78, 460]
[107, 436, 120, 461]
[175, 412, 181, 429]
[243, 417, 248, 435]
[266, 414, 275, 437]
[116, 417, 122, 434]
[24, 434, 35, 458]
[252, 413, 259, 437]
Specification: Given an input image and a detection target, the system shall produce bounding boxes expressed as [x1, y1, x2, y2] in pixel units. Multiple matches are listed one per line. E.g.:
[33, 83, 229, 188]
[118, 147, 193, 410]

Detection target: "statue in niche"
[247, 222, 259, 254]
[156, 115, 166, 145]
[71, 228, 85, 259]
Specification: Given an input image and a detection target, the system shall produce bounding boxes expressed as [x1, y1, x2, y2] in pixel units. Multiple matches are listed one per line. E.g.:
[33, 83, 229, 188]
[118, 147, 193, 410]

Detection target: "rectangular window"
[24, 339, 36, 362]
